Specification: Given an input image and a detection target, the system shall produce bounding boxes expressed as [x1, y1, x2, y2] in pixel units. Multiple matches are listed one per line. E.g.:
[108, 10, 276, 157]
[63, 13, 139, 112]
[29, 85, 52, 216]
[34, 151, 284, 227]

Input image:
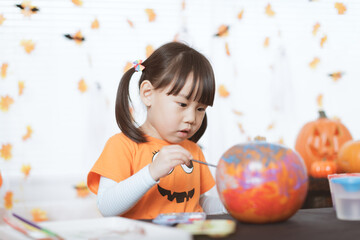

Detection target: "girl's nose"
[184, 108, 196, 124]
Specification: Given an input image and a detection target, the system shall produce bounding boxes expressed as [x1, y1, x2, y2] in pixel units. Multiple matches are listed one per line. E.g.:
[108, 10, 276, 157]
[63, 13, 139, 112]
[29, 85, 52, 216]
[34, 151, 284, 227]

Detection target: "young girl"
[87, 42, 226, 219]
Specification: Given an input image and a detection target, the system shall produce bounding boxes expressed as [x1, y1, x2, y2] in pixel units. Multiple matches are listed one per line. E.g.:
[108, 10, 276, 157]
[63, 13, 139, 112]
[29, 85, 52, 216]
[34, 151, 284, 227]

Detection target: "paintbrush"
[12, 213, 64, 240]
[191, 159, 217, 168]
[3, 216, 37, 239]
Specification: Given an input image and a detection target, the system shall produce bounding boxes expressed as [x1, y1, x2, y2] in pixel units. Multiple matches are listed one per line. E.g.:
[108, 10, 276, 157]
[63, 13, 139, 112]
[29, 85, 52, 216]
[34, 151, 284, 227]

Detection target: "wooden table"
[197, 208, 359, 240]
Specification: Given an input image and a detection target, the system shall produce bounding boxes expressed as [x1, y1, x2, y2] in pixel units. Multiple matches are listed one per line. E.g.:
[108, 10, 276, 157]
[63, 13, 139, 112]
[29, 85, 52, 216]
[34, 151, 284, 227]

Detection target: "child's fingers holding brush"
[149, 145, 192, 181]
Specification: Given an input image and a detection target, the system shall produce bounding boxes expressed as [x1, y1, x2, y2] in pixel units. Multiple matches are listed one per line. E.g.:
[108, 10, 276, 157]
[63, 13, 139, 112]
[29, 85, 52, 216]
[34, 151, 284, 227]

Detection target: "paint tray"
[177, 219, 236, 237]
[152, 212, 206, 225]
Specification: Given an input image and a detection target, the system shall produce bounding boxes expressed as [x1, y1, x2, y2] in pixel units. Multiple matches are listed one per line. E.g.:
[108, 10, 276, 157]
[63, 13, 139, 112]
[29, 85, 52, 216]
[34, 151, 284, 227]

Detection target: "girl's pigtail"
[115, 68, 147, 143]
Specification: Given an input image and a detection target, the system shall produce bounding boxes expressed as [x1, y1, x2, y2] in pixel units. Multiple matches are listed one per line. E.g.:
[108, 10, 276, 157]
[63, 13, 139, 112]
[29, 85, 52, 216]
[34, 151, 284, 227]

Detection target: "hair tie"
[133, 60, 145, 72]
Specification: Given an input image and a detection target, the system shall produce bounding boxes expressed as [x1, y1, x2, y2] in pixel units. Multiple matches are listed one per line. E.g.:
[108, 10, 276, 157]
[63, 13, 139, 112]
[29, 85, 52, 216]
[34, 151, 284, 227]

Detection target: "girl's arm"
[199, 192, 228, 215]
[97, 165, 158, 217]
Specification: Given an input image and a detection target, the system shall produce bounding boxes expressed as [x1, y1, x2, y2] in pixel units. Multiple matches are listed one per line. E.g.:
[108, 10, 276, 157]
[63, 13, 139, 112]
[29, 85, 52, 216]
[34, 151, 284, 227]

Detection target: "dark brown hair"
[115, 42, 215, 143]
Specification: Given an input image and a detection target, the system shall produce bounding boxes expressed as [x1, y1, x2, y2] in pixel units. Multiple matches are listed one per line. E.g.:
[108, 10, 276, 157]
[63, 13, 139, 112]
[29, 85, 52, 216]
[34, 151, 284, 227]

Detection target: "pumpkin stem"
[318, 110, 327, 119]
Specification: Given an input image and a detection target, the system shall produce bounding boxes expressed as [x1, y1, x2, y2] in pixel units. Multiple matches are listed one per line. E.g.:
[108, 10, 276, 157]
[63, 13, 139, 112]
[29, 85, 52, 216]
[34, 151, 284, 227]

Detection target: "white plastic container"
[330, 176, 360, 221]
[328, 173, 360, 210]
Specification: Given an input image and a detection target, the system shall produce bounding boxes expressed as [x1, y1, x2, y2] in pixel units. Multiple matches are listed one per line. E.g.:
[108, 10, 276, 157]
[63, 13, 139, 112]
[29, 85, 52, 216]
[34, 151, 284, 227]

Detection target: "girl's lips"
[178, 129, 190, 138]
[180, 128, 190, 133]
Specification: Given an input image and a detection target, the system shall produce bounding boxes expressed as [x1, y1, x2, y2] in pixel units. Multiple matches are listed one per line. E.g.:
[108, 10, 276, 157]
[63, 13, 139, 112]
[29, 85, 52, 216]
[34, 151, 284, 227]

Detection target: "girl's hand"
[149, 145, 192, 181]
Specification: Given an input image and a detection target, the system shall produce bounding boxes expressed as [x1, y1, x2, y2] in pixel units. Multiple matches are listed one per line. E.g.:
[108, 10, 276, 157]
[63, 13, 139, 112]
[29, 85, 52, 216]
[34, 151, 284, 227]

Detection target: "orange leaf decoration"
[74, 181, 90, 198]
[0, 95, 14, 112]
[267, 122, 275, 130]
[127, 19, 134, 28]
[73, 31, 84, 45]
[215, 25, 229, 37]
[64, 31, 85, 45]
[312, 22, 320, 36]
[31, 208, 48, 222]
[4, 191, 13, 209]
[146, 45, 154, 58]
[124, 62, 133, 73]
[21, 164, 31, 177]
[278, 137, 284, 145]
[237, 123, 245, 134]
[0, 14, 5, 25]
[309, 57, 320, 69]
[265, 4, 275, 17]
[332, 115, 341, 122]
[218, 84, 230, 97]
[1, 63, 8, 79]
[72, 0, 83, 6]
[237, 9, 244, 20]
[0, 144, 12, 160]
[22, 125, 33, 141]
[145, 8, 156, 22]
[329, 72, 344, 82]
[264, 37, 270, 48]
[320, 35, 327, 48]
[18, 81, 25, 95]
[173, 33, 181, 42]
[16, 1, 39, 17]
[225, 42, 230, 56]
[317, 94, 323, 108]
[78, 78, 87, 93]
[335, 2, 346, 14]
[91, 18, 99, 29]
[20, 39, 35, 54]
[232, 109, 244, 116]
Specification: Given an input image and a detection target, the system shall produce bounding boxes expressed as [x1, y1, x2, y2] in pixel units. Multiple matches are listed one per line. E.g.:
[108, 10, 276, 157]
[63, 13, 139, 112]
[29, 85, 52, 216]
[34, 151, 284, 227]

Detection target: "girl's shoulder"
[106, 132, 138, 149]
[108, 132, 129, 142]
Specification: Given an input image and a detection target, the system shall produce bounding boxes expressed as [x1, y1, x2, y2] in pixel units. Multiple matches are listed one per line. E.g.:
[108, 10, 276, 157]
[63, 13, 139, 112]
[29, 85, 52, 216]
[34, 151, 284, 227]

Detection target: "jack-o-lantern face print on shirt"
[152, 150, 195, 203]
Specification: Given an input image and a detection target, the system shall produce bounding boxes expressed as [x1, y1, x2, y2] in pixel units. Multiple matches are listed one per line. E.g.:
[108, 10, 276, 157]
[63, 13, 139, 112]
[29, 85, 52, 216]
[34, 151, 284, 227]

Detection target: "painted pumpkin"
[337, 140, 360, 173]
[310, 160, 337, 178]
[295, 110, 352, 174]
[216, 139, 308, 224]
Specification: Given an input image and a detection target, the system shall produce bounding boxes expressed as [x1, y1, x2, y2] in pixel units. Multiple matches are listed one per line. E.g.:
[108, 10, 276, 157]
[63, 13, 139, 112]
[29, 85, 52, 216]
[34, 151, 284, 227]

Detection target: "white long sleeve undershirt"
[97, 164, 157, 217]
[96, 164, 227, 217]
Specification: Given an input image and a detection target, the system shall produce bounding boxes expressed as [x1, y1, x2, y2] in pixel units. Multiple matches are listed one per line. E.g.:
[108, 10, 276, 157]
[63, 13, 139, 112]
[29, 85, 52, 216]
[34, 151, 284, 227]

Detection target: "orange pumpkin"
[310, 160, 337, 178]
[337, 140, 360, 173]
[295, 110, 352, 175]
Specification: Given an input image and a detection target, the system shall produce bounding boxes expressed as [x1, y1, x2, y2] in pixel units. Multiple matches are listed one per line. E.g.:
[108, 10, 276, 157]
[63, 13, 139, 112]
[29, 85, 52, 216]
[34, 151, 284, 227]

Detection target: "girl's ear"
[140, 80, 153, 107]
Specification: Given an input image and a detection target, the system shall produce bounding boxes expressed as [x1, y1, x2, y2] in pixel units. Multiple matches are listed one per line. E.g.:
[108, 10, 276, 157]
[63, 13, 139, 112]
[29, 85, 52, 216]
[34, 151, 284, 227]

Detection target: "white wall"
[1, 0, 359, 181]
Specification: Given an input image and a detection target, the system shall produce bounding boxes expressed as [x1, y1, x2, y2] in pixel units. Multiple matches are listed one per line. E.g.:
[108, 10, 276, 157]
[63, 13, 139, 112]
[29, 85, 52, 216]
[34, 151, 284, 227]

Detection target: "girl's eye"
[178, 102, 187, 107]
[197, 107, 206, 112]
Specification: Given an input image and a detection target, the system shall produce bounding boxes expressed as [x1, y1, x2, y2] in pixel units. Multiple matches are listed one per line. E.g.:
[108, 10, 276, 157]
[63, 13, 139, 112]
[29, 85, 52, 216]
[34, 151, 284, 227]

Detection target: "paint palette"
[177, 219, 236, 237]
[152, 212, 206, 225]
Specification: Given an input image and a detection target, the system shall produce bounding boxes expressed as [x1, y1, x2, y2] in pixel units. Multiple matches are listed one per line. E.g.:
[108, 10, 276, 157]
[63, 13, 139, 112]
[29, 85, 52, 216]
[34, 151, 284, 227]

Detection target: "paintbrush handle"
[191, 159, 217, 168]
[3, 216, 36, 239]
[12, 213, 64, 240]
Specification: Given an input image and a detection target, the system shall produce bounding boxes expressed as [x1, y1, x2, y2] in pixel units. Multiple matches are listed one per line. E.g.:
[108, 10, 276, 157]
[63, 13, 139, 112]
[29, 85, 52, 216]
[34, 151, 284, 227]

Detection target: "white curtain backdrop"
[1, 0, 360, 208]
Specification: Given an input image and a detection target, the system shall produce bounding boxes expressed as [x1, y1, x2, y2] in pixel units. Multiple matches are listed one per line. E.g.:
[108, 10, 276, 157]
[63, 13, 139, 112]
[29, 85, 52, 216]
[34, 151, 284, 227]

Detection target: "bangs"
[162, 52, 215, 106]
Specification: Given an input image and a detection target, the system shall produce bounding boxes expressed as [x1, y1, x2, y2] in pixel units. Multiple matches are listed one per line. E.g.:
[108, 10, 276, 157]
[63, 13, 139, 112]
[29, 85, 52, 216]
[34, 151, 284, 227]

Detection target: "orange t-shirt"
[87, 133, 215, 219]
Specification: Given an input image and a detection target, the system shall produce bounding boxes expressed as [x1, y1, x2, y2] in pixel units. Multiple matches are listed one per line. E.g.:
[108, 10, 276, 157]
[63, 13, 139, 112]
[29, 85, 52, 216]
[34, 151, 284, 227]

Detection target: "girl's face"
[141, 77, 208, 143]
